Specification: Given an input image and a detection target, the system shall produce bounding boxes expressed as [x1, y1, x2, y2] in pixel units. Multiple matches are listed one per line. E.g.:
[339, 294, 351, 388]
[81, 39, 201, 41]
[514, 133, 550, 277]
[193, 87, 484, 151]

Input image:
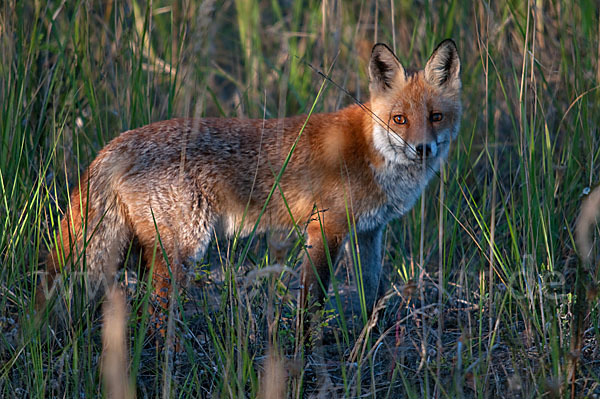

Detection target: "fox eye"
[393, 115, 407, 125]
[430, 112, 443, 122]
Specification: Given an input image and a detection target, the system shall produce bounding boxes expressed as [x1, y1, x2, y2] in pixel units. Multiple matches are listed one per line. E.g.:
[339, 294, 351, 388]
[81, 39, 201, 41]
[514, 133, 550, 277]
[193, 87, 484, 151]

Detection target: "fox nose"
[415, 142, 437, 159]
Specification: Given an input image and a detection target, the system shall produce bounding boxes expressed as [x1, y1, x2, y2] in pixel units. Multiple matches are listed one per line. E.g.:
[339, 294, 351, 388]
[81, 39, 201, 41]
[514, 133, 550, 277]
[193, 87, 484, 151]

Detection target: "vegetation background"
[1, 0, 599, 397]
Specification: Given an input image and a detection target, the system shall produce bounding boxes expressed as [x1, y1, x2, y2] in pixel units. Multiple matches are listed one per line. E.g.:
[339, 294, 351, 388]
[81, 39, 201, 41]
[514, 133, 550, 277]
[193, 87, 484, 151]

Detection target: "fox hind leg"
[132, 193, 215, 336]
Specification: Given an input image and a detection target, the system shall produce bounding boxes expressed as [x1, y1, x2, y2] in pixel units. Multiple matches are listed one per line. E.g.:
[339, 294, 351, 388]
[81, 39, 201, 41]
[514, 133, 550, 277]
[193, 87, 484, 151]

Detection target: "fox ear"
[424, 39, 461, 88]
[369, 43, 406, 93]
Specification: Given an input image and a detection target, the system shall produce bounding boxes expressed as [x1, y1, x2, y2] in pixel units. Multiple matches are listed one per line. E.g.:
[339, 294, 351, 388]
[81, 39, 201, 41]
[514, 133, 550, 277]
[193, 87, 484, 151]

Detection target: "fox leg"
[351, 226, 384, 312]
[136, 226, 190, 338]
[133, 193, 215, 336]
[298, 219, 345, 342]
[132, 230, 176, 335]
[139, 233, 172, 306]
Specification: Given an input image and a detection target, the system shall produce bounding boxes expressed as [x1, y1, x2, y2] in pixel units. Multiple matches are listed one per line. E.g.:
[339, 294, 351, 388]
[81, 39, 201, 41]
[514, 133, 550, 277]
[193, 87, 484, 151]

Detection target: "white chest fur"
[357, 159, 438, 232]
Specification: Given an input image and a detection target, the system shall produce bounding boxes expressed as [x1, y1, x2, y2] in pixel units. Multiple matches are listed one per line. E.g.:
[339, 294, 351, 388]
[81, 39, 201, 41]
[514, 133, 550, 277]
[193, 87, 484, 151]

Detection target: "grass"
[1, 0, 599, 397]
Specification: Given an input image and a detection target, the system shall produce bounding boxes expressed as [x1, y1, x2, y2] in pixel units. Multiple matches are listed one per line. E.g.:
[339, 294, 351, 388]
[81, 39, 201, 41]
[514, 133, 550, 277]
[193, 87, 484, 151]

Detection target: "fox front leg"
[298, 221, 344, 337]
[350, 226, 384, 313]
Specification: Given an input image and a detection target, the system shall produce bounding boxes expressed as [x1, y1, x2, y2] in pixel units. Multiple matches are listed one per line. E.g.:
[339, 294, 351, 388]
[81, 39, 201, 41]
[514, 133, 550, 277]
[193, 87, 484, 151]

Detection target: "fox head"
[368, 39, 461, 166]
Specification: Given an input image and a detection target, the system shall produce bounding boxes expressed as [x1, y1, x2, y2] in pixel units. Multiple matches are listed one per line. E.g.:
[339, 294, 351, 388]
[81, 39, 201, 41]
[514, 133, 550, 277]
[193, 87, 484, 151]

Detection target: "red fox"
[36, 39, 461, 331]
